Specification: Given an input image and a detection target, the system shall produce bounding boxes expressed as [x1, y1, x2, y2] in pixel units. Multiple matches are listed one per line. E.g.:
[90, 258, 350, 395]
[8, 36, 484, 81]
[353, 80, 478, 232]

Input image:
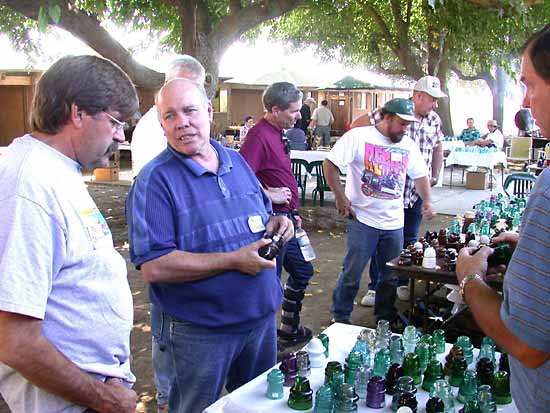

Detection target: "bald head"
[157, 78, 213, 158]
[166, 55, 206, 84]
[158, 78, 209, 109]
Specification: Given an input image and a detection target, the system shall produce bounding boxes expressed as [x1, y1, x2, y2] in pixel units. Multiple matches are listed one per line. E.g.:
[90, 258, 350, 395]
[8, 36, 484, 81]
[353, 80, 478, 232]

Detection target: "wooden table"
[386, 257, 502, 332]
[387, 257, 457, 331]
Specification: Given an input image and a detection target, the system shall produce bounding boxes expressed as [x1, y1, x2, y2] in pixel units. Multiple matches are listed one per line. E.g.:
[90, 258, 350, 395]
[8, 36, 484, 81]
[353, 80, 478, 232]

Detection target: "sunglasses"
[103, 111, 130, 132]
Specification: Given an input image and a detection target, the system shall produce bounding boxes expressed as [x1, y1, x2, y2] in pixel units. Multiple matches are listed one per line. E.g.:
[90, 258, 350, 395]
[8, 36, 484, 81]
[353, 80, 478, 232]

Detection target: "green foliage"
[0, 5, 39, 54]
[269, 0, 550, 79]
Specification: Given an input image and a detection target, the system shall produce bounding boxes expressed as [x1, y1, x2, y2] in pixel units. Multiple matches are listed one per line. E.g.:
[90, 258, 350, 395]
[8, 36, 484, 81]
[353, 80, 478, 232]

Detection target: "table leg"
[409, 278, 415, 325]
[423, 281, 431, 332]
[449, 165, 453, 188]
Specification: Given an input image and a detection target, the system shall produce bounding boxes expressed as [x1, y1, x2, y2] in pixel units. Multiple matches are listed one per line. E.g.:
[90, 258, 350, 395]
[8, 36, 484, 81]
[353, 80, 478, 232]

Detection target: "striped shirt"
[500, 168, 550, 412]
[402, 110, 443, 207]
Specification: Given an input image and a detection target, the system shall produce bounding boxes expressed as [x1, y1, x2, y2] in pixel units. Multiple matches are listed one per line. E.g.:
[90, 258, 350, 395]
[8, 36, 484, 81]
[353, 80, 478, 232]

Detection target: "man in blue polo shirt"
[126, 78, 293, 413]
[456, 25, 550, 412]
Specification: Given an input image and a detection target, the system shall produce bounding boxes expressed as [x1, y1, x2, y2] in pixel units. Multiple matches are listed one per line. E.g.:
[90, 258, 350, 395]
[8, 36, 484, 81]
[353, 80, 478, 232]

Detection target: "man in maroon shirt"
[240, 82, 314, 347]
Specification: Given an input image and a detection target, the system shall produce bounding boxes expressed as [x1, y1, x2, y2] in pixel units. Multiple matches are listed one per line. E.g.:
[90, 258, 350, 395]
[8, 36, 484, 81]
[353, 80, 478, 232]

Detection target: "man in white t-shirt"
[131, 55, 206, 177]
[0, 56, 138, 412]
[472, 119, 504, 149]
[324, 98, 436, 324]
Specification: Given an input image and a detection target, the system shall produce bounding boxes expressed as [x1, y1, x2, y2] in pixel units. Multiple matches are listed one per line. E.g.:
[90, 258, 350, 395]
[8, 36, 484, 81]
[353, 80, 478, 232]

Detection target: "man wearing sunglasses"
[240, 82, 315, 349]
[0, 55, 138, 412]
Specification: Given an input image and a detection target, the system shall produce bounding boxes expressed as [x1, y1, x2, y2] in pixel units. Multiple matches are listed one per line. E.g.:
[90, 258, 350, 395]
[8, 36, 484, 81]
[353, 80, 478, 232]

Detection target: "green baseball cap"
[383, 98, 418, 122]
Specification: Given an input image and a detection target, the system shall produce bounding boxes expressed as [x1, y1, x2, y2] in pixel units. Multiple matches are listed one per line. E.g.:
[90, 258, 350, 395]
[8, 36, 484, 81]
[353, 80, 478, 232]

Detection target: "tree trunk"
[493, 63, 507, 127]
[436, 61, 453, 136]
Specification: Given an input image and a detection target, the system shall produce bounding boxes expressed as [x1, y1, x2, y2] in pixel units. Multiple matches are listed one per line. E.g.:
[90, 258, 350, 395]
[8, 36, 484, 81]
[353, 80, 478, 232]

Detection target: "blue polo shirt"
[126, 139, 282, 328]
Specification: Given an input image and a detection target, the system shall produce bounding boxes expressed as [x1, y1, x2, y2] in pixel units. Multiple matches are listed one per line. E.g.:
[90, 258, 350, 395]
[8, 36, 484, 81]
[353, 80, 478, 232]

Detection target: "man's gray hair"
[263, 82, 303, 112]
[166, 55, 206, 84]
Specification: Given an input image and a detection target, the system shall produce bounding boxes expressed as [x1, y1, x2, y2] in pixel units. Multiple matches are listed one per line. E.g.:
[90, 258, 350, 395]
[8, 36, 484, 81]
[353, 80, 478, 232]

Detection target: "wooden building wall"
[229, 89, 264, 124]
[0, 86, 27, 146]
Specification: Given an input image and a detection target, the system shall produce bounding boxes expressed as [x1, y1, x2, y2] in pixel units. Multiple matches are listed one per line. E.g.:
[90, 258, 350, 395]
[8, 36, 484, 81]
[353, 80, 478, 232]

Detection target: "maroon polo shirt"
[240, 118, 299, 213]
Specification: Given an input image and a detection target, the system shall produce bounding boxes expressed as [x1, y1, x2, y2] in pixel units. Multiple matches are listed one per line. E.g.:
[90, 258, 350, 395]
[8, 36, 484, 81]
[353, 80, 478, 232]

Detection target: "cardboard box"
[93, 167, 119, 182]
[466, 171, 488, 190]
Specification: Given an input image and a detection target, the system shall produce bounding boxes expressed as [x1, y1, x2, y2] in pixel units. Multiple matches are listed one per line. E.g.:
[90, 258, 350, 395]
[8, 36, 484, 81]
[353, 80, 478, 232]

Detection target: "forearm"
[141, 250, 236, 283]
[431, 143, 443, 179]
[413, 176, 432, 203]
[323, 160, 345, 199]
[464, 279, 549, 368]
[0, 314, 117, 411]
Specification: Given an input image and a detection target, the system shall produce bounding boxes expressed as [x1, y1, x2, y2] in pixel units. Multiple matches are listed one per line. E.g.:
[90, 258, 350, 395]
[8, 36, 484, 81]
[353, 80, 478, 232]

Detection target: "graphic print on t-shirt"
[361, 142, 409, 200]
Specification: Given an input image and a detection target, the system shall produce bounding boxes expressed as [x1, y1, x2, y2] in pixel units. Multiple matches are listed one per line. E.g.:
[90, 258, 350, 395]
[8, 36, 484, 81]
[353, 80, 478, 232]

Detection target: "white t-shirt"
[326, 126, 428, 230]
[487, 128, 504, 149]
[0, 136, 134, 412]
[131, 105, 167, 177]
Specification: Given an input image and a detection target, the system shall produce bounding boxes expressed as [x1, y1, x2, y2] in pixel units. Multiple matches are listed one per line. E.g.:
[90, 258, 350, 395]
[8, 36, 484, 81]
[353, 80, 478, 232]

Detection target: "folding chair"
[291, 158, 310, 205]
[310, 160, 331, 206]
[503, 172, 537, 198]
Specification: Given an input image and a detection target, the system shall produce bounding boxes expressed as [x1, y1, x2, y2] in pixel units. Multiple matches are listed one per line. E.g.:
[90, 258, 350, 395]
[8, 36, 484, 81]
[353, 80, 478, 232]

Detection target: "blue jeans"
[368, 197, 424, 289]
[404, 197, 424, 248]
[166, 312, 277, 413]
[276, 235, 315, 290]
[332, 218, 403, 322]
[150, 303, 173, 407]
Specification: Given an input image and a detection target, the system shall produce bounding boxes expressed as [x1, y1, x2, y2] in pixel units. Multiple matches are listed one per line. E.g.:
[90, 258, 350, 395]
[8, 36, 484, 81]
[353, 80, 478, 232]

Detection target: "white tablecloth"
[445, 148, 507, 169]
[291, 150, 330, 164]
[0, 146, 8, 156]
[205, 323, 517, 413]
[441, 140, 465, 152]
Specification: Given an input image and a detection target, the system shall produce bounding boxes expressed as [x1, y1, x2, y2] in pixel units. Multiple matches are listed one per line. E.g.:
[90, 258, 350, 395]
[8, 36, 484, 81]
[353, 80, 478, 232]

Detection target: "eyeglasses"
[281, 134, 291, 155]
[103, 111, 129, 132]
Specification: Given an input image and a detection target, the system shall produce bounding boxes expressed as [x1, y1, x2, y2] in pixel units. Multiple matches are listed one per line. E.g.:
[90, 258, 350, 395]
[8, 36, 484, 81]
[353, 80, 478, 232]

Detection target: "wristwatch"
[459, 273, 483, 300]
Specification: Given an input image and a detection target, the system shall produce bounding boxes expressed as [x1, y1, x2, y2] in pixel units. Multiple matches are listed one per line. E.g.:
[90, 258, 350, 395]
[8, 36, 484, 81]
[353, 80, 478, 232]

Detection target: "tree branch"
[362, 3, 400, 57]
[452, 65, 494, 85]
[229, 0, 242, 14]
[467, 0, 541, 7]
[212, 0, 304, 56]
[405, 0, 413, 25]
[0, 0, 164, 89]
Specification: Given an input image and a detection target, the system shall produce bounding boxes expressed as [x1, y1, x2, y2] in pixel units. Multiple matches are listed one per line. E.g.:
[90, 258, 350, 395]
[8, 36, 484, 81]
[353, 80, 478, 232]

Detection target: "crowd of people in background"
[0, 22, 548, 413]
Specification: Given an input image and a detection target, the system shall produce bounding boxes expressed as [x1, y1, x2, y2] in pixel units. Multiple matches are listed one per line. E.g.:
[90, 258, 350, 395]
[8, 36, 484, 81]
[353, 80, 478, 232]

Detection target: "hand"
[491, 231, 519, 250]
[266, 187, 291, 205]
[335, 195, 355, 218]
[294, 215, 303, 230]
[456, 246, 491, 284]
[421, 200, 436, 219]
[266, 215, 294, 243]
[97, 378, 137, 413]
[232, 238, 276, 275]
[430, 176, 439, 187]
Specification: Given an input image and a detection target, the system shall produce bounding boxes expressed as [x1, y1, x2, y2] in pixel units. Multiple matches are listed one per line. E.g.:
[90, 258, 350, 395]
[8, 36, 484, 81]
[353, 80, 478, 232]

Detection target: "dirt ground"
[0, 183, 454, 413]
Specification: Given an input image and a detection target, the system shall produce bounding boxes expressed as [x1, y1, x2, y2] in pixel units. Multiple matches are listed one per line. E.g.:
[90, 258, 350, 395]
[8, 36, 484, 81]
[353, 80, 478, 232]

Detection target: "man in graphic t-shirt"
[324, 98, 435, 324]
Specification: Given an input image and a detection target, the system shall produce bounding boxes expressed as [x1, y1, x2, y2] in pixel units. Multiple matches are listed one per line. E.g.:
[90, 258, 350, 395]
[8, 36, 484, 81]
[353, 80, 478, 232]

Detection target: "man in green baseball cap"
[324, 96, 435, 325]
[378, 98, 419, 143]
[382, 98, 418, 123]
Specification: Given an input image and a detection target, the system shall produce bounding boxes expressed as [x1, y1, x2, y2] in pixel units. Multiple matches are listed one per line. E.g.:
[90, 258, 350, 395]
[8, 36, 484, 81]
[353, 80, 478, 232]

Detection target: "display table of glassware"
[204, 323, 517, 413]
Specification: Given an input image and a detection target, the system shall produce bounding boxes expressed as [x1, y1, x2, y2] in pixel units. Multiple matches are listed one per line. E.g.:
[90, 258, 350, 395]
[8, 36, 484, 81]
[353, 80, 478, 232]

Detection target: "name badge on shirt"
[80, 207, 113, 249]
[391, 152, 403, 162]
[248, 215, 266, 233]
